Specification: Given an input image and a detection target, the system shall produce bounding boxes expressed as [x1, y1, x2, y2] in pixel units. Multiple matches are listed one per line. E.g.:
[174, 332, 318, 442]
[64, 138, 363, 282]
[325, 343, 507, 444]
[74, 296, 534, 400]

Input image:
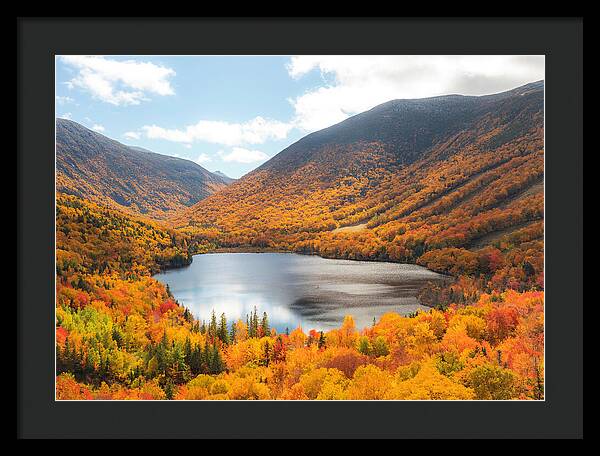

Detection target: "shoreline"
[190, 246, 455, 279]
[207, 246, 291, 254]
[154, 248, 452, 314]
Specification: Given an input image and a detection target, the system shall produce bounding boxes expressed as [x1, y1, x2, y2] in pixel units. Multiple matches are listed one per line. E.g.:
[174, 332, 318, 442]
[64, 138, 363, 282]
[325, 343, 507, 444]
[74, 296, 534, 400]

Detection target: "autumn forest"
[55, 80, 544, 401]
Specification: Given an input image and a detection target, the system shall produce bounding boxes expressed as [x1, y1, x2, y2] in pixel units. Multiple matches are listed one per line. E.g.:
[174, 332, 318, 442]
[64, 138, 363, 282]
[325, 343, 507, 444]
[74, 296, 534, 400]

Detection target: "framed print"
[18, 17, 583, 439]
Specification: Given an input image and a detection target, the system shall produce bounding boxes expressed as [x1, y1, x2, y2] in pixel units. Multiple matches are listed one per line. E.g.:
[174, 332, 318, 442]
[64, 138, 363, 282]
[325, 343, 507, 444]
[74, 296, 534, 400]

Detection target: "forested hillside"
[56, 119, 231, 220]
[175, 82, 544, 300]
[55, 193, 543, 400]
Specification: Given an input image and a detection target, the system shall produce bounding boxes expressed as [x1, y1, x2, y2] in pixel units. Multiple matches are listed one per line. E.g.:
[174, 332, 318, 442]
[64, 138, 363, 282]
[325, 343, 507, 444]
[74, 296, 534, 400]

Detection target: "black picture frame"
[18, 17, 583, 439]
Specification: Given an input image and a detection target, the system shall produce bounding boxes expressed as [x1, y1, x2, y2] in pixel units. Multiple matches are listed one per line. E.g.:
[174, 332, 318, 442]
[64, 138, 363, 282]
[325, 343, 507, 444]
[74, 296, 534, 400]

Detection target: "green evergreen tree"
[252, 307, 259, 338]
[260, 312, 270, 337]
[171, 343, 189, 384]
[203, 338, 212, 373]
[218, 313, 229, 344]
[184, 337, 192, 366]
[186, 343, 202, 376]
[209, 310, 218, 341]
[230, 321, 237, 343]
[210, 344, 224, 374]
[318, 331, 326, 349]
[156, 332, 169, 374]
[62, 337, 72, 372]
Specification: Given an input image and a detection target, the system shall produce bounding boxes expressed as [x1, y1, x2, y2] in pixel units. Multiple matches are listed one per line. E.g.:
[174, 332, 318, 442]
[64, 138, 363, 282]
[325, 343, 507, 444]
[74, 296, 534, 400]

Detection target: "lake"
[153, 252, 448, 332]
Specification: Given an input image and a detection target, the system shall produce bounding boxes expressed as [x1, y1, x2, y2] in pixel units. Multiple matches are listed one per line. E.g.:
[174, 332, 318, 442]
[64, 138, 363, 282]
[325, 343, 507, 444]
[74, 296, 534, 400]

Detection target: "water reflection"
[153, 253, 447, 332]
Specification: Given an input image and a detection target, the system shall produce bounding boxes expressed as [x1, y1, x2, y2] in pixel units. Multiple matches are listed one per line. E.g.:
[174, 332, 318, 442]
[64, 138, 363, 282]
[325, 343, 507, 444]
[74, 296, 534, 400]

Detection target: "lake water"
[153, 252, 448, 332]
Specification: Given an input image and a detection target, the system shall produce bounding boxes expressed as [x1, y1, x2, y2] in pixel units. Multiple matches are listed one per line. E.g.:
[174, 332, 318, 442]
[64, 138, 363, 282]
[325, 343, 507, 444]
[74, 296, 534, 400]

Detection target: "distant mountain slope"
[212, 171, 236, 184]
[56, 119, 230, 219]
[175, 82, 543, 289]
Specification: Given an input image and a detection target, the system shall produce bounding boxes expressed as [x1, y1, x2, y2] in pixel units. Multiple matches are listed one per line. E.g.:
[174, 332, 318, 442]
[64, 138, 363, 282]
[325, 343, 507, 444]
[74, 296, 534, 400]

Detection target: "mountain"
[212, 171, 236, 184]
[175, 82, 544, 289]
[252, 81, 543, 175]
[56, 119, 231, 219]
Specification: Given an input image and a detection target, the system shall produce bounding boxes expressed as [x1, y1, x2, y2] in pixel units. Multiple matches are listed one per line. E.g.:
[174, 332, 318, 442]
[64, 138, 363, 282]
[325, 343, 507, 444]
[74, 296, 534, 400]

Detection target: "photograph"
[54, 54, 546, 401]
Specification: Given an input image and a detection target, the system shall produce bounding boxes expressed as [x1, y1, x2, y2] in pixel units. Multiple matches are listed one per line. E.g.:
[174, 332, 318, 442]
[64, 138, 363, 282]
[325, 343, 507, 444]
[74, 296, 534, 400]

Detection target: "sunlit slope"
[175, 82, 542, 271]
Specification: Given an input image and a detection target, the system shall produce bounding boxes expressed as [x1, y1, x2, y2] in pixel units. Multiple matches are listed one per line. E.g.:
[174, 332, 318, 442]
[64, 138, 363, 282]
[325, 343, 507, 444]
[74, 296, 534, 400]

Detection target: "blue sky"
[56, 55, 544, 178]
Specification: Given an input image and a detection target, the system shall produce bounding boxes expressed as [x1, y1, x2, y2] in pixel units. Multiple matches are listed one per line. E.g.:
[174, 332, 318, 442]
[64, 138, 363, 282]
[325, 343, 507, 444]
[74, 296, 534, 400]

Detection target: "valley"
[173, 81, 544, 294]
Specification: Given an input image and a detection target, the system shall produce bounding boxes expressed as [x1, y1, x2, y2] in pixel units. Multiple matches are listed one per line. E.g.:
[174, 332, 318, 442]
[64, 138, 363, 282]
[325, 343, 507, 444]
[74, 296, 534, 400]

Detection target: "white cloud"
[123, 131, 141, 140]
[287, 55, 545, 131]
[219, 147, 269, 164]
[56, 95, 75, 105]
[141, 116, 292, 146]
[195, 153, 212, 164]
[92, 124, 105, 133]
[60, 55, 175, 106]
[59, 112, 72, 120]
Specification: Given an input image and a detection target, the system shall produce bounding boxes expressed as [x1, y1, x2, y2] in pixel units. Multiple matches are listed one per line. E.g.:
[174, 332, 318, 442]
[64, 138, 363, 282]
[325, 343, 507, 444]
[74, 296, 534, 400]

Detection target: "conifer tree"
[260, 312, 269, 337]
[318, 331, 326, 349]
[203, 338, 212, 373]
[230, 321, 237, 343]
[210, 344, 224, 374]
[184, 337, 192, 366]
[252, 307, 259, 337]
[218, 313, 229, 344]
[209, 310, 218, 341]
[62, 337, 70, 371]
[189, 344, 203, 376]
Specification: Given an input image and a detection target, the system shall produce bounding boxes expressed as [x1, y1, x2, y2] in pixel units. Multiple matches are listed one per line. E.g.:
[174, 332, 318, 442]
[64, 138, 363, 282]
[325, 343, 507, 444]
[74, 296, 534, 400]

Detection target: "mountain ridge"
[56, 118, 231, 219]
[251, 80, 543, 176]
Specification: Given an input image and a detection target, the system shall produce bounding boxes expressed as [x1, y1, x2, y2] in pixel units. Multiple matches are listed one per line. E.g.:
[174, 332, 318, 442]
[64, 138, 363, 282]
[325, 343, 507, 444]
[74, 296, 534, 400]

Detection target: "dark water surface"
[154, 253, 448, 332]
